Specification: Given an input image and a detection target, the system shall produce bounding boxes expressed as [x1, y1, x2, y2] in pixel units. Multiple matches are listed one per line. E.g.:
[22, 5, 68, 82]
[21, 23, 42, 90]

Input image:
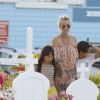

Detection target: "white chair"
[66, 78, 99, 100]
[12, 72, 50, 100]
[66, 63, 99, 100]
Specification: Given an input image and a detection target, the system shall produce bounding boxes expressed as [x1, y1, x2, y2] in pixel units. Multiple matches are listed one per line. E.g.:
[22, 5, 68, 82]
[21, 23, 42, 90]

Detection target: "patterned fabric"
[54, 46, 77, 69]
[55, 68, 76, 92]
[52, 35, 78, 93]
[41, 64, 54, 87]
[53, 35, 77, 69]
[63, 68, 77, 88]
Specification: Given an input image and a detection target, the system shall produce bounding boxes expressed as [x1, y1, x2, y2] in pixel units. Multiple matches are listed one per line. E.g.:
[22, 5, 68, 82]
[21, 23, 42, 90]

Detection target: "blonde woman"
[52, 15, 78, 99]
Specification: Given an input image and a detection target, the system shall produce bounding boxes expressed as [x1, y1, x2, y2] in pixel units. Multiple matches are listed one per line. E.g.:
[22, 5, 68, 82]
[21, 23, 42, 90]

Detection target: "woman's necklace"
[61, 35, 69, 48]
[60, 35, 69, 58]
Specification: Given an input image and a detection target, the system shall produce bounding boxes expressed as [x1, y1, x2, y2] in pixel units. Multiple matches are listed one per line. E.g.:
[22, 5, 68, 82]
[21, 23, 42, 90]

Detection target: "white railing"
[15, 1, 68, 9]
[0, 0, 85, 9]
[0, 0, 20, 3]
[0, 58, 38, 66]
[0, 0, 56, 3]
[0, 0, 85, 4]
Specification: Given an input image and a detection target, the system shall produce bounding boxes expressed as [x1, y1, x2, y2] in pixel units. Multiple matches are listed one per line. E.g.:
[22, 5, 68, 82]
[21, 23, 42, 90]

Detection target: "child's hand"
[68, 94, 73, 100]
[60, 91, 74, 100]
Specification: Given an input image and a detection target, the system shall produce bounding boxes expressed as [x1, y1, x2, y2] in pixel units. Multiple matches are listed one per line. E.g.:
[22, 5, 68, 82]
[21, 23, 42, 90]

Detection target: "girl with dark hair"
[37, 45, 56, 86]
[76, 41, 100, 79]
[37, 45, 73, 100]
[77, 41, 90, 55]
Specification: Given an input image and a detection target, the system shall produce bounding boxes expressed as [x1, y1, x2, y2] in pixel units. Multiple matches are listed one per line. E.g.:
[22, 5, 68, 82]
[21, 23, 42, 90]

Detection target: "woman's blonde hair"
[58, 15, 70, 26]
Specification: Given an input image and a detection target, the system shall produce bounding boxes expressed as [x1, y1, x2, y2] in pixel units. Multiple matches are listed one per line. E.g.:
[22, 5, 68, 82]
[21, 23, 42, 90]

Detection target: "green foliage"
[33, 53, 40, 59]
[90, 71, 100, 100]
[89, 75, 100, 84]
[2, 73, 19, 90]
[3, 80, 12, 89]
[0, 66, 3, 72]
[18, 53, 40, 59]
[18, 54, 26, 58]
[98, 94, 100, 100]
[89, 71, 100, 85]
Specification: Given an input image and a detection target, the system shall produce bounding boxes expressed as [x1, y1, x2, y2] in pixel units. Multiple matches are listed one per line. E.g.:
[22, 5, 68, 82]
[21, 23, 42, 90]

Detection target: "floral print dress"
[52, 35, 78, 90]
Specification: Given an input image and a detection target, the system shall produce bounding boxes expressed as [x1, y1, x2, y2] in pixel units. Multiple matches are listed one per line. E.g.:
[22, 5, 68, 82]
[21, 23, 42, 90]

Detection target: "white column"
[26, 27, 35, 72]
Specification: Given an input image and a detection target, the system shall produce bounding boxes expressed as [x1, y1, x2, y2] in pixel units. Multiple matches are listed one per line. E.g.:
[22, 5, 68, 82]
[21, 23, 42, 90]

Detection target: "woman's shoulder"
[52, 35, 61, 46]
[52, 35, 61, 41]
[69, 35, 77, 43]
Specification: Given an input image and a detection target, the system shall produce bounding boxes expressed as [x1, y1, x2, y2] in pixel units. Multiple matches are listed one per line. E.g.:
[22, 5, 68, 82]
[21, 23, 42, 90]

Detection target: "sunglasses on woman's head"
[61, 24, 71, 29]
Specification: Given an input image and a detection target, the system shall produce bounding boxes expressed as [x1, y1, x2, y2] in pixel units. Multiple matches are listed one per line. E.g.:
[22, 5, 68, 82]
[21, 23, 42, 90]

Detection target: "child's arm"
[91, 44, 100, 57]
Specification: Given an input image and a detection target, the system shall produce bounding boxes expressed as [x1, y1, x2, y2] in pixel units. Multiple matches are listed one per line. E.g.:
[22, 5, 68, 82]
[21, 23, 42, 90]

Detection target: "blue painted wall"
[73, 8, 100, 22]
[0, 3, 100, 50]
[87, 0, 100, 7]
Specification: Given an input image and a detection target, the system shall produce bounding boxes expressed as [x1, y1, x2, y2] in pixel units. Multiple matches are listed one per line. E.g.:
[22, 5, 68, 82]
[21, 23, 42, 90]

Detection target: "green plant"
[90, 71, 100, 100]
[98, 94, 100, 100]
[2, 73, 18, 90]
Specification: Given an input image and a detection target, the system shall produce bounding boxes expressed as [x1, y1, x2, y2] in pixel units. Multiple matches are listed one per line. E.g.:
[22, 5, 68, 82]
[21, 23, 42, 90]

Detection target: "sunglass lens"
[62, 25, 66, 29]
[67, 24, 71, 28]
[62, 24, 71, 29]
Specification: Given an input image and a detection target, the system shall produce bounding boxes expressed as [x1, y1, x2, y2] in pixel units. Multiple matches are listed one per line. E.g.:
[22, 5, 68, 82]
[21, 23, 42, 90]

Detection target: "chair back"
[66, 79, 99, 100]
[12, 72, 50, 100]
